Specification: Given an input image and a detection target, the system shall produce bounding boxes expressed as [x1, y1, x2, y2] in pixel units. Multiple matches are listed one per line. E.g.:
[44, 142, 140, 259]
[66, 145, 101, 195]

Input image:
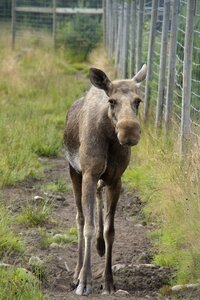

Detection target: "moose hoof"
[102, 289, 115, 296]
[75, 283, 92, 296]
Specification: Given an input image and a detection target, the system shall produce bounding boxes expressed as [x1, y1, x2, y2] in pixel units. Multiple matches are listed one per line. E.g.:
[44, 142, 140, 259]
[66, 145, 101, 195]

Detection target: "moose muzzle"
[116, 120, 141, 146]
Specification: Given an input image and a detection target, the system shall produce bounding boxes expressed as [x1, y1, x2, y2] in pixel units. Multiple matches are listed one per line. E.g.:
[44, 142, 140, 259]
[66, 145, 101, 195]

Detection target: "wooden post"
[11, 0, 16, 50]
[121, 0, 130, 78]
[136, 0, 144, 72]
[115, 2, 122, 76]
[52, 0, 56, 49]
[144, 0, 158, 121]
[106, 0, 110, 50]
[103, 0, 106, 46]
[165, 0, 179, 131]
[129, 0, 137, 77]
[119, 0, 124, 75]
[155, 0, 170, 128]
[180, 0, 195, 157]
[108, 0, 112, 58]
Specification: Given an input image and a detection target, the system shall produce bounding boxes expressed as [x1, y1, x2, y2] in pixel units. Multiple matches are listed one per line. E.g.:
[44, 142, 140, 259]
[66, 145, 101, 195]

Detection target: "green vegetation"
[39, 227, 78, 249]
[0, 32, 88, 188]
[0, 267, 44, 300]
[0, 30, 89, 299]
[42, 179, 71, 193]
[0, 206, 24, 256]
[17, 200, 52, 227]
[59, 14, 102, 61]
[124, 124, 200, 284]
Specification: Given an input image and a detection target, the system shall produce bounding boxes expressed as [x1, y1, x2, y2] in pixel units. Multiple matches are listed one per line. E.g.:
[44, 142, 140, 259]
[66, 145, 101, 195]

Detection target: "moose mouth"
[118, 137, 140, 147]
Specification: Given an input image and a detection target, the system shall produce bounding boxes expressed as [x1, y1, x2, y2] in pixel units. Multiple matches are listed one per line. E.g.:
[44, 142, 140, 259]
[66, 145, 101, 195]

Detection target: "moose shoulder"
[64, 65, 147, 296]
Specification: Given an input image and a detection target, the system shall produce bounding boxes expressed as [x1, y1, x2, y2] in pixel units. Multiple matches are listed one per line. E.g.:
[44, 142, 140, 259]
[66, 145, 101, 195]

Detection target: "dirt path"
[2, 155, 171, 300]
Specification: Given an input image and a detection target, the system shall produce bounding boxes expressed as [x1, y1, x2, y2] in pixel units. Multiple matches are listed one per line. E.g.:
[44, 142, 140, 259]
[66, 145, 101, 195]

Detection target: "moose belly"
[65, 148, 81, 173]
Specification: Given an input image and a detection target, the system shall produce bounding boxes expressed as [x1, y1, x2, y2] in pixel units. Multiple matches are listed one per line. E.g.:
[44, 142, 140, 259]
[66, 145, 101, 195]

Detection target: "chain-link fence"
[104, 0, 200, 157]
[0, 0, 103, 54]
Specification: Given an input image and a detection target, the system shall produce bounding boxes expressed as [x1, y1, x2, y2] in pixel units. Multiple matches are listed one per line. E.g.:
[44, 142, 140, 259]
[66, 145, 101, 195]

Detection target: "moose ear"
[89, 68, 112, 96]
[132, 64, 147, 87]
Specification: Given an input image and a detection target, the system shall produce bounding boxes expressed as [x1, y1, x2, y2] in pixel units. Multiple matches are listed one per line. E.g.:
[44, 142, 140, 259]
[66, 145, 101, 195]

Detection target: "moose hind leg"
[103, 180, 121, 295]
[69, 165, 84, 285]
[96, 180, 105, 257]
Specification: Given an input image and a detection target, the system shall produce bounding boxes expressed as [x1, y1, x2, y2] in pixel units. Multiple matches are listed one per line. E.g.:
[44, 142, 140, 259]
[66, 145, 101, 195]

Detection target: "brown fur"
[64, 65, 147, 296]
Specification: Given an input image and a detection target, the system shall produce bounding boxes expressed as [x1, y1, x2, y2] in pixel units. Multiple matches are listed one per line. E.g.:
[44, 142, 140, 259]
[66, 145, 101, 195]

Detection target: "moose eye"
[108, 99, 117, 108]
[133, 98, 142, 109]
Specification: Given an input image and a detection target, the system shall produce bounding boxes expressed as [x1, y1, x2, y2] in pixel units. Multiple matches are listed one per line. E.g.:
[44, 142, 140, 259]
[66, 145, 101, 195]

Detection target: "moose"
[64, 64, 147, 296]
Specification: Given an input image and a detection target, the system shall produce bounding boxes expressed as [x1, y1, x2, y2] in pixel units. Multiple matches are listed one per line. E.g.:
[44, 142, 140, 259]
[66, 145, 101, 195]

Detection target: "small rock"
[112, 264, 126, 272]
[171, 284, 185, 292]
[49, 242, 60, 249]
[115, 289, 130, 297]
[55, 195, 66, 201]
[53, 233, 65, 239]
[34, 195, 44, 201]
[134, 223, 143, 228]
[171, 283, 200, 292]
[28, 256, 44, 268]
[0, 262, 12, 268]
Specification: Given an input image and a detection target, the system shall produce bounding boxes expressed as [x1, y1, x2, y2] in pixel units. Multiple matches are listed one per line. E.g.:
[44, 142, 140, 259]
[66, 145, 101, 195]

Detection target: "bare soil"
[1, 155, 172, 300]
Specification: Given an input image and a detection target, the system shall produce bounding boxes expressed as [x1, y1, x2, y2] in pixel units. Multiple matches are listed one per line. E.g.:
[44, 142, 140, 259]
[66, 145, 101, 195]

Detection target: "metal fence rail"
[104, 0, 200, 157]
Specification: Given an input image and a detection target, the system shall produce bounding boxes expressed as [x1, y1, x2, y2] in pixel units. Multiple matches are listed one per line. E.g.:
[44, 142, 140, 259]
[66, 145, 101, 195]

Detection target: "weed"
[17, 200, 51, 227]
[0, 267, 44, 300]
[43, 179, 71, 193]
[39, 227, 78, 249]
[123, 123, 200, 284]
[0, 206, 24, 256]
[0, 29, 88, 188]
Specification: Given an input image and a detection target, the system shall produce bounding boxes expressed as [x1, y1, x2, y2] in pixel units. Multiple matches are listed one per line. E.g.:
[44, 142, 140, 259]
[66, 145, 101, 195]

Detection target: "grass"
[0, 206, 24, 256]
[0, 29, 88, 188]
[0, 267, 44, 300]
[39, 227, 78, 250]
[123, 123, 200, 285]
[42, 179, 71, 193]
[17, 200, 52, 227]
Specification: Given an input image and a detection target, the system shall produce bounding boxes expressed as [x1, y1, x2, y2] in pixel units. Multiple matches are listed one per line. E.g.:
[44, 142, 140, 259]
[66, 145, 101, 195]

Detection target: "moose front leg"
[69, 165, 84, 286]
[75, 172, 97, 296]
[103, 180, 121, 295]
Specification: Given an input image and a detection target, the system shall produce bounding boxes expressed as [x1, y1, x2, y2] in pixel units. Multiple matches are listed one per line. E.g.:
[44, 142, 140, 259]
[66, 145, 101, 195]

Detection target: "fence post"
[180, 0, 195, 157]
[155, 0, 170, 128]
[115, 2, 122, 75]
[103, 0, 106, 46]
[165, 0, 179, 132]
[121, 0, 130, 78]
[11, 0, 16, 50]
[52, 0, 56, 49]
[129, 0, 137, 77]
[119, 0, 124, 75]
[136, 0, 144, 72]
[144, 0, 158, 121]
[105, 0, 110, 50]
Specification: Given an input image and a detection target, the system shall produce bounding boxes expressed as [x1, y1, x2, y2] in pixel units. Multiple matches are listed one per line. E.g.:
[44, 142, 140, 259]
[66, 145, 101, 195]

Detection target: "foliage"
[0, 267, 44, 300]
[0, 31, 88, 188]
[0, 206, 24, 256]
[39, 227, 78, 249]
[17, 199, 52, 227]
[59, 14, 102, 61]
[42, 180, 72, 193]
[123, 123, 200, 284]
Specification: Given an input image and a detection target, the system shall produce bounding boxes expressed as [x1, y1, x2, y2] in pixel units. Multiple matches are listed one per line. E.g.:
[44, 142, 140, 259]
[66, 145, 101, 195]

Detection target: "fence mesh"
[0, 0, 199, 155]
[104, 0, 199, 156]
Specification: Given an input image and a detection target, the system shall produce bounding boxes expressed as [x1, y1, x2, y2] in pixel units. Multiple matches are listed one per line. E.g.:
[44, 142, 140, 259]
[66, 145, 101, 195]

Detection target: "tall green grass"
[0, 32, 88, 188]
[124, 123, 200, 284]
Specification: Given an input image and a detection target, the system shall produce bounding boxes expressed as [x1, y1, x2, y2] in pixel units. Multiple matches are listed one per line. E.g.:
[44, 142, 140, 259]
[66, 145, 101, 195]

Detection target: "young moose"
[64, 65, 147, 296]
